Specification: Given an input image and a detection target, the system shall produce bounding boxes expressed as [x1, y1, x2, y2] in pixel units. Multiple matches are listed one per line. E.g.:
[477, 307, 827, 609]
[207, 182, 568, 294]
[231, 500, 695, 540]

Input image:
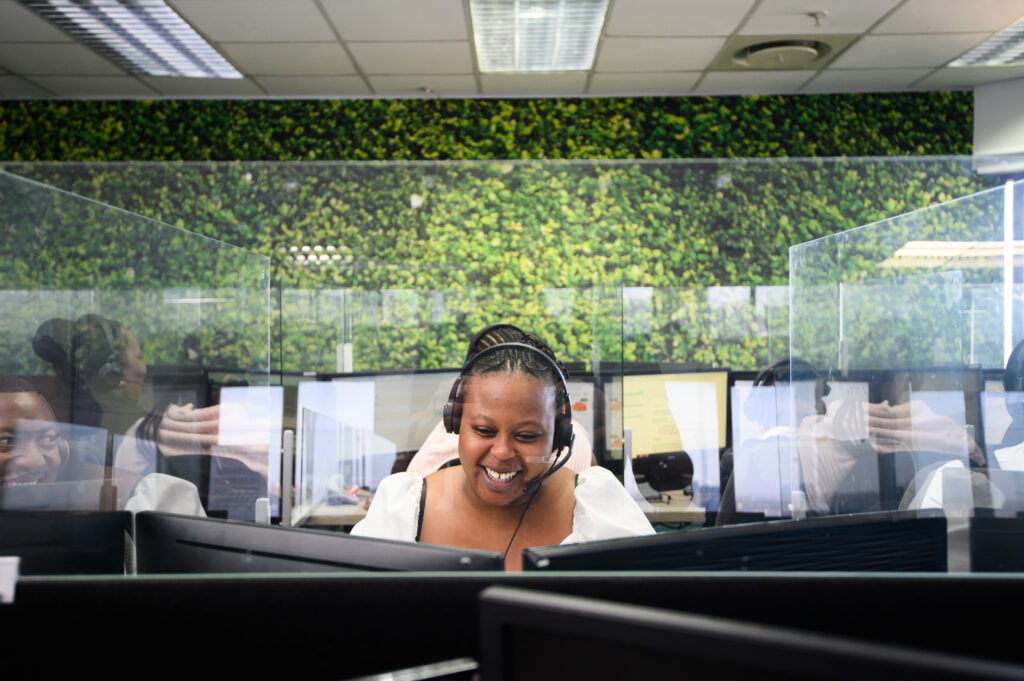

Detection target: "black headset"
[73, 314, 124, 391]
[443, 341, 575, 454]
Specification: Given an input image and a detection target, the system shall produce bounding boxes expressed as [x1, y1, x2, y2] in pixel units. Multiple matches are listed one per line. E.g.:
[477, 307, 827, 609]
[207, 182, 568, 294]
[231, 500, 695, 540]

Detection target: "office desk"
[300, 489, 704, 528]
[640, 489, 705, 524]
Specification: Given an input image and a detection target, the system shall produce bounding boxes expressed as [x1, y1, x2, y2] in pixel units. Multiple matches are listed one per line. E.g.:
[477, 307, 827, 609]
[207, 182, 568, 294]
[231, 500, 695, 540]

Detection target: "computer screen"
[845, 365, 984, 440]
[146, 365, 209, 410]
[603, 369, 728, 505]
[134, 511, 504, 573]
[478, 585, 1021, 681]
[320, 368, 461, 454]
[0, 511, 129, 575]
[522, 511, 948, 572]
[729, 381, 822, 518]
[612, 369, 729, 456]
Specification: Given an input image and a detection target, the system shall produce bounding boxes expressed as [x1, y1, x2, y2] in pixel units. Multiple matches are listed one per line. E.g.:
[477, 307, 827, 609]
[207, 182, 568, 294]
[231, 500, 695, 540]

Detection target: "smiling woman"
[0, 377, 66, 486]
[350, 333, 653, 571]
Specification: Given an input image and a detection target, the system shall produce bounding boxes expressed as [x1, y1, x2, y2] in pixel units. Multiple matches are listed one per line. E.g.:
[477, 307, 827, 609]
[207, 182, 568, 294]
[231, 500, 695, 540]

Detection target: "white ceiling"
[4, 0, 1024, 99]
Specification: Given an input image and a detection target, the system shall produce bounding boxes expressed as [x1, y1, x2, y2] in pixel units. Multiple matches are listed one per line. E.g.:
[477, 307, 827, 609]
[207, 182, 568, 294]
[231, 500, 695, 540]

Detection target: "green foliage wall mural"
[0, 93, 989, 373]
[0, 93, 972, 161]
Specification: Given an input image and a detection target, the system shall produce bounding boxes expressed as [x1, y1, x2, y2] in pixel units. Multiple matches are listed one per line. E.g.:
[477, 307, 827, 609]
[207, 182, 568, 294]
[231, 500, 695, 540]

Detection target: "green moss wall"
[0, 93, 984, 371]
[0, 92, 972, 161]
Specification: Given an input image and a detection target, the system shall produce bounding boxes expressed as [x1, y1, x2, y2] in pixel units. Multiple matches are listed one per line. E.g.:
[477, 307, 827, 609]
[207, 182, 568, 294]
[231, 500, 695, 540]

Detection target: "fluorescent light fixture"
[881, 240, 1024, 268]
[951, 16, 1024, 67]
[21, 0, 242, 78]
[470, 0, 609, 72]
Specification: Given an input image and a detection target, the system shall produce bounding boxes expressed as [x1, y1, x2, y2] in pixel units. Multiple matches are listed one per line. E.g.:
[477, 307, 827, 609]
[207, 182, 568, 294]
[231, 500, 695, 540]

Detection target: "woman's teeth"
[484, 467, 518, 483]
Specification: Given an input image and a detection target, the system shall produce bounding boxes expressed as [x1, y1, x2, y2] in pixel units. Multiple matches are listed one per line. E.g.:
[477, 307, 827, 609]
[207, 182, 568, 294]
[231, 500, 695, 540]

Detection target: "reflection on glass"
[8, 158, 1024, 576]
[789, 181, 1024, 534]
[0, 171, 271, 542]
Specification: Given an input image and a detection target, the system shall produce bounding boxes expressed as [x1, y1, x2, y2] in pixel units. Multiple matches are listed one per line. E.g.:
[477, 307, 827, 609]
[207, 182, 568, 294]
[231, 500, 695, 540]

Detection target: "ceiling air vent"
[710, 34, 856, 72]
[733, 40, 826, 69]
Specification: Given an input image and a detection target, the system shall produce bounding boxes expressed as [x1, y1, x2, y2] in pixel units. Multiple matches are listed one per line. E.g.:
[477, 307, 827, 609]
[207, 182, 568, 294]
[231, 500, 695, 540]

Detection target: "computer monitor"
[611, 369, 729, 455]
[845, 365, 984, 442]
[969, 512, 1024, 572]
[522, 511, 948, 572]
[318, 368, 461, 455]
[146, 365, 209, 410]
[134, 511, 504, 573]
[0, 511, 129, 575]
[604, 368, 729, 503]
[478, 586, 1022, 681]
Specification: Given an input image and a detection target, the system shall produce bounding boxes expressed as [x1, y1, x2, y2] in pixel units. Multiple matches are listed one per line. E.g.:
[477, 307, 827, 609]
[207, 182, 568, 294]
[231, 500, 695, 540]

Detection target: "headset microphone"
[521, 432, 575, 496]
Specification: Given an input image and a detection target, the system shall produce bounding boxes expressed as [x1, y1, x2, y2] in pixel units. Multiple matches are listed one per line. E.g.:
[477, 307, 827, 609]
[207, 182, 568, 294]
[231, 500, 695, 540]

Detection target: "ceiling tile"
[918, 65, 1024, 89]
[171, 0, 336, 41]
[348, 41, 473, 74]
[220, 43, 355, 76]
[0, 43, 122, 75]
[322, 0, 467, 41]
[588, 71, 700, 95]
[479, 73, 588, 96]
[27, 75, 158, 97]
[604, 0, 755, 36]
[829, 33, 991, 69]
[740, 0, 902, 35]
[695, 69, 814, 94]
[0, 0, 72, 42]
[139, 75, 267, 97]
[0, 74, 51, 98]
[596, 37, 725, 71]
[254, 74, 371, 96]
[369, 74, 479, 95]
[874, 0, 1024, 34]
[802, 68, 933, 92]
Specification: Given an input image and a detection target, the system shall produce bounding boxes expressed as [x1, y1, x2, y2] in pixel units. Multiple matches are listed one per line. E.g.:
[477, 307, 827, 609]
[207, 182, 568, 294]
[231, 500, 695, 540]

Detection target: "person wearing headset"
[405, 322, 596, 476]
[0, 376, 68, 486]
[351, 333, 653, 570]
[33, 314, 149, 438]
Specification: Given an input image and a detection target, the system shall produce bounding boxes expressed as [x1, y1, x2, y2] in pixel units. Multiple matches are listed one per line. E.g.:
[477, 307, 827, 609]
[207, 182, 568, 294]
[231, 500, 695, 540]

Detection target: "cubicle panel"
[788, 182, 1024, 524]
[0, 171, 273, 540]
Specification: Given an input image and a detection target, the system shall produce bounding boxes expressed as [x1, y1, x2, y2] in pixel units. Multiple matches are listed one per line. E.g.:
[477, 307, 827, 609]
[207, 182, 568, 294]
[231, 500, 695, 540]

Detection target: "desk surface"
[300, 488, 704, 528]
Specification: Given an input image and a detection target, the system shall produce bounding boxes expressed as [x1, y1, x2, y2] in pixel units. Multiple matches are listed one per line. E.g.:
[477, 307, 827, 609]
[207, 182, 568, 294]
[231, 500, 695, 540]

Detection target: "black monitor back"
[478, 586, 1024, 681]
[969, 512, 1024, 572]
[523, 511, 948, 571]
[134, 512, 504, 573]
[0, 511, 129, 575]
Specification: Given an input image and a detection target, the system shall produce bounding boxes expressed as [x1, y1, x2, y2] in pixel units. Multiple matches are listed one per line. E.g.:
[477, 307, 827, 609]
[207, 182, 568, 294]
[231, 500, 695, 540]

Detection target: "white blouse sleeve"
[563, 467, 655, 544]
[349, 472, 424, 542]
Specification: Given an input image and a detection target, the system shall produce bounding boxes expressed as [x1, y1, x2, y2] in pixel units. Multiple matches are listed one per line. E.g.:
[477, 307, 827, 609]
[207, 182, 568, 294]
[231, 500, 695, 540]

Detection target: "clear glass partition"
[8, 157, 1024, 577]
[789, 182, 1024, 528]
[0, 171, 273, 550]
[287, 279, 626, 529]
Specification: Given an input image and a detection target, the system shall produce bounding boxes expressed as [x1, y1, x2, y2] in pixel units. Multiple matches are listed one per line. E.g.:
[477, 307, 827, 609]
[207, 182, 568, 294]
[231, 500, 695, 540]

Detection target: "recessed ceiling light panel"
[951, 17, 1024, 67]
[21, 0, 243, 78]
[470, 0, 609, 73]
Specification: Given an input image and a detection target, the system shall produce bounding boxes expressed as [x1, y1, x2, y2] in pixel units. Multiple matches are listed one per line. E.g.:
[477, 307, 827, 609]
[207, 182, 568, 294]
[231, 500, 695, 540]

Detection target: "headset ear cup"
[555, 418, 573, 452]
[553, 388, 573, 452]
[95, 361, 124, 392]
[443, 377, 464, 434]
